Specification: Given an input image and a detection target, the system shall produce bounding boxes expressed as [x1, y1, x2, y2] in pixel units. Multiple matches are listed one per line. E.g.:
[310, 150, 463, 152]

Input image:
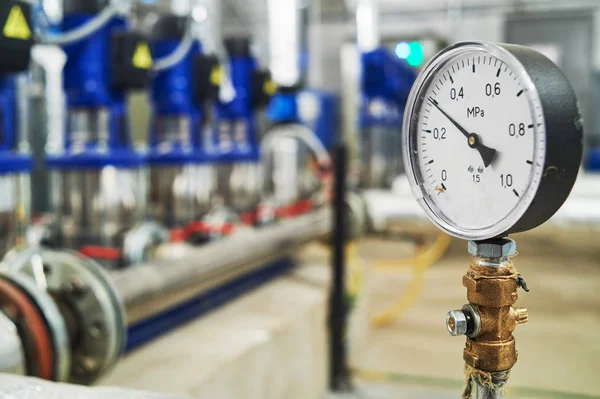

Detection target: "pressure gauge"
[403, 41, 583, 240]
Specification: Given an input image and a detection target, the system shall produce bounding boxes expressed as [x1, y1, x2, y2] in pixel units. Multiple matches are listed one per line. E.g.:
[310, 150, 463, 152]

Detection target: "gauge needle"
[427, 97, 497, 167]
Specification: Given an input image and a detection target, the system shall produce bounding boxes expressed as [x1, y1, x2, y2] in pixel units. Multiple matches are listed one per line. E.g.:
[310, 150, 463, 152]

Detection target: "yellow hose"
[346, 241, 365, 299]
[370, 233, 452, 328]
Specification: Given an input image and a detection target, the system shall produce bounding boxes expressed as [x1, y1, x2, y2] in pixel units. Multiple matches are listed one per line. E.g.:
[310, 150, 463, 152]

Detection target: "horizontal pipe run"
[109, 208, 331, 324]
[364, 174, 600, 236]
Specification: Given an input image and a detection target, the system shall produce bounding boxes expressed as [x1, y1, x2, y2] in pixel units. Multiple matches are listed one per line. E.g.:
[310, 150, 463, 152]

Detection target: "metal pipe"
[474, 380, 505, 399]
[109, 208, 331, 324]
[468, 370, 510, 399]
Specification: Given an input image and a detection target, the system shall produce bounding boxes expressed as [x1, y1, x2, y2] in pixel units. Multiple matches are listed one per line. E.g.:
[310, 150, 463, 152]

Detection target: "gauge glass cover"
[403, 42, 546, 240]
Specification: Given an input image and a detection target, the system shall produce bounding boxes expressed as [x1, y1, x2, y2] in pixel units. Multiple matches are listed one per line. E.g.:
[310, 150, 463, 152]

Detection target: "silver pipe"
[15, 74, 30, 155]
[110, 208, 331, 324]
[56, 168, 140, 253]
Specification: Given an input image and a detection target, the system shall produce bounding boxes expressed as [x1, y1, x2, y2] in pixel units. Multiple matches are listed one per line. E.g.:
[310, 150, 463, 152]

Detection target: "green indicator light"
[407, 41, 424, 67]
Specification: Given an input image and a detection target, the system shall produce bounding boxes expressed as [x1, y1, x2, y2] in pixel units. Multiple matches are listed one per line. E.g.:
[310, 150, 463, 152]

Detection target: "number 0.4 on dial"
[403, 41, 583, 240]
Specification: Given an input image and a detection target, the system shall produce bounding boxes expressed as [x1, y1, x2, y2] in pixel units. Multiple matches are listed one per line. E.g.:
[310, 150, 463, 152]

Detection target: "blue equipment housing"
[358, 47, 416, 188]
[46, 11, 145, 169]
[297, 90, 338, 151]
[0, 0, 33, 174]
[585, 149, 600, 171]
[359, 48, 416, 132]
[0, 76, 32, 174]
[267, 91, 298, 125]
[211, 39, 261, 164]
[148, 39, 205, 165]
[266, 89, 338, 152]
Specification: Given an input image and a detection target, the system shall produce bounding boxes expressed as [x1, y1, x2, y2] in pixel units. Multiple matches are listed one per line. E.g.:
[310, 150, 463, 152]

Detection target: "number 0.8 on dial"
[403, 41, 583, 240]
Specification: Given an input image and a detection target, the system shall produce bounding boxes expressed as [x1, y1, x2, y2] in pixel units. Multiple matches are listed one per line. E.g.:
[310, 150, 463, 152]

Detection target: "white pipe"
[364, 173, 600, 234]
[355, 0, 380, 52]
[267, 0, 304, 87]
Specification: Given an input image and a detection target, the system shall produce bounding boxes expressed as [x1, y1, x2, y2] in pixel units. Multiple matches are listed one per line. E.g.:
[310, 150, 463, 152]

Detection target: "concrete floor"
[99, 233, 600, 398]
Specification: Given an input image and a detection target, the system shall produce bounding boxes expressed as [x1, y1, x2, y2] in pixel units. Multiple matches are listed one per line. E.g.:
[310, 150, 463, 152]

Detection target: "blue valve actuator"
[47, 11, 144, 169]
[211, 40, 260, 164]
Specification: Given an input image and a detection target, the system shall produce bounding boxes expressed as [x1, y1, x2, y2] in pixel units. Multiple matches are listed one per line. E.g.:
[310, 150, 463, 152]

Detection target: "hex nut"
[468, 238, 517, 258]
[446, 309, 468, 336]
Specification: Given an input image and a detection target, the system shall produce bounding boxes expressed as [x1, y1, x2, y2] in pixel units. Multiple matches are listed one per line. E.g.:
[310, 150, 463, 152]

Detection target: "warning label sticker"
[210, 66, 223, 86]
[132, 42, 153, 70]
[3, 5, 31, 40]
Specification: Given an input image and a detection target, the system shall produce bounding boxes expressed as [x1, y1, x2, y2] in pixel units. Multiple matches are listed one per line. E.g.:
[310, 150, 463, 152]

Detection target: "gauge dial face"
[403, 43, 546, 240]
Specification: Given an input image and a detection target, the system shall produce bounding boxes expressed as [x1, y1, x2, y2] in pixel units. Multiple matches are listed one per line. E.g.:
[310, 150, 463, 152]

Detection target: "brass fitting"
[447, 238, 528, 373]
[462, 259, 528, 372]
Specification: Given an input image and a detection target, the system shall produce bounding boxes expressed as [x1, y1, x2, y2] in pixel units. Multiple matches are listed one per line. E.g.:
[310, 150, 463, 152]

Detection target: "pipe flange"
[77, 250, 127, 379]
[122, 221, 169, 266]
[4, 248, 126, 385]
[0, 274, 57, 380]
[0, 270, 70, 381]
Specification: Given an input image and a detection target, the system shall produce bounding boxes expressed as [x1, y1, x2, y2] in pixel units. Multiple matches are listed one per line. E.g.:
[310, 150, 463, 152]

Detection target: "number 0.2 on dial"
[403, 41, 583, 240]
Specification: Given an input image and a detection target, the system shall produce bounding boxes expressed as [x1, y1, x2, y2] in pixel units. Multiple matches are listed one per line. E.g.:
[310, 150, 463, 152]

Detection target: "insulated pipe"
[110, 208, 331, 324]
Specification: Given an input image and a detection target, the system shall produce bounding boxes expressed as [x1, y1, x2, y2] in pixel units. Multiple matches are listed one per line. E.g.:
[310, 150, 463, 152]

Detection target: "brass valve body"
[462, 262, 528, 372]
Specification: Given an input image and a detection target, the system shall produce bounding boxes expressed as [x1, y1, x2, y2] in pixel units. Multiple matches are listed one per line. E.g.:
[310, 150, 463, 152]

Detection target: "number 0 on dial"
[403, 41, 583, 240]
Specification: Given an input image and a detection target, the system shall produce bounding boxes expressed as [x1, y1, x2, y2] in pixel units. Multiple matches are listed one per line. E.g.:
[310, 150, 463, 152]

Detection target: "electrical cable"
[152, 18, 195, 72]
[37, 1, 124, 45]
